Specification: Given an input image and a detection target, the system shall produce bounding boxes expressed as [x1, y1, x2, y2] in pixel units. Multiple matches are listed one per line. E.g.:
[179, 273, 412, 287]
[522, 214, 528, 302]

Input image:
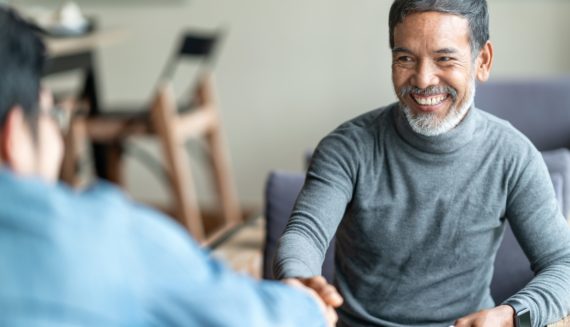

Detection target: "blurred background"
[6, 0, 570, 214]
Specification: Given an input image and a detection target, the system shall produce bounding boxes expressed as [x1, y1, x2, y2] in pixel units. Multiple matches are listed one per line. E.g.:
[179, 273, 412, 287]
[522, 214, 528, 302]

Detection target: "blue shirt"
[0, 170, 325, 326]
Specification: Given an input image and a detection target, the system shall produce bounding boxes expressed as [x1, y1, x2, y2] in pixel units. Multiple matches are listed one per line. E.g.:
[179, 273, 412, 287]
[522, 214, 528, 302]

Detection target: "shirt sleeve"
[273, 130, 357, 279]
[132, 205, 327, 327]
[503, 149, 570, 327]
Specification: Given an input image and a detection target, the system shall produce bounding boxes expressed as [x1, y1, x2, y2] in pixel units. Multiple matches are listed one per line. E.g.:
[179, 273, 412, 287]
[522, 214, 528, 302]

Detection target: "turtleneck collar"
[392, 103, 479, 154]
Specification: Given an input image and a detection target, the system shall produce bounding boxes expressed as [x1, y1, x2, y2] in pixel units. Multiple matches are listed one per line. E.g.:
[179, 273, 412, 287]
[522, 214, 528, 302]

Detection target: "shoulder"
[333, 104, 394, 136]
[9, 179, 199, 261]
[317, 103, 395, 151]
[79, 181, 196, 251]
[475, 109, 545, 185]
[476, 108, 539, 160]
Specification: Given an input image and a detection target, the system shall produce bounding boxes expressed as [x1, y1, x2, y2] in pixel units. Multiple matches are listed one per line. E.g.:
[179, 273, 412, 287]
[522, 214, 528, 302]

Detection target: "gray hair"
[388, 0, 489, 57]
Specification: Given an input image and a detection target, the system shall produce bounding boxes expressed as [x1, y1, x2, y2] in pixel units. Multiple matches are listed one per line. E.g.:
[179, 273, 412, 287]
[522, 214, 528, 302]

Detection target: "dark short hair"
[389, 0, 489, 57]
[0, 6, 45, 133]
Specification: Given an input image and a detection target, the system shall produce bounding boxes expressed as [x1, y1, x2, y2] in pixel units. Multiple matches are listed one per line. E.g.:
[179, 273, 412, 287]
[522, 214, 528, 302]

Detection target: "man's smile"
[409, 93, 450, 112]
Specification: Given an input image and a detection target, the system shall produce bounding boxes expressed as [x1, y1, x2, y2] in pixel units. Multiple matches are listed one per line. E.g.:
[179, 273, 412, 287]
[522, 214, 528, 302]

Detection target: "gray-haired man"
[274, 1, 570, 326]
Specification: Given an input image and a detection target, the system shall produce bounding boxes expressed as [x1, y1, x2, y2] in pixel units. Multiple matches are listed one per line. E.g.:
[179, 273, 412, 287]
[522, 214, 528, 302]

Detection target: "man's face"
[391, 12, 488, 136]
[1, 89, 64, 183]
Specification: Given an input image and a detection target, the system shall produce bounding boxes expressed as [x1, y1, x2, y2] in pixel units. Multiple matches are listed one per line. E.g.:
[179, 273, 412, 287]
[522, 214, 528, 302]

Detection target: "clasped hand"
[453, 305, 515, 327]
[283, 275, 343, 327]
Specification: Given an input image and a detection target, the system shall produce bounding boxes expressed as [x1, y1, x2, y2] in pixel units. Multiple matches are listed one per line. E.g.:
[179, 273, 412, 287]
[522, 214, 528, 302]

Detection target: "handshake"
[282, 276, 343, 327]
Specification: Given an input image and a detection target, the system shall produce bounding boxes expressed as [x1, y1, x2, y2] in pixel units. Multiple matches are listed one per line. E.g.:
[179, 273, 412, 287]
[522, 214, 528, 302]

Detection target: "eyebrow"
[434, 48, 458, 54]
[391, 47, 459, 55]
[392, 47, 413, 54]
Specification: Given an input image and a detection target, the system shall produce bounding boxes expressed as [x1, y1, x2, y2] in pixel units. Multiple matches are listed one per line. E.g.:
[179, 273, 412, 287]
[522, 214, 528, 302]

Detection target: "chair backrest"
[475, 77, 570, 151]
[146, 31, 238, 244]
[159, 30, 224, 84]
[153, 29, 225, 114]
[263, 171, 335, 282]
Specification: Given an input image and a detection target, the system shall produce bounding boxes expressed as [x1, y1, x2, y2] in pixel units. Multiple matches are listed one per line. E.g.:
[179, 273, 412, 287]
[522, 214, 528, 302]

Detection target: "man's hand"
[283, 277, 339, 326]
[454, 305, 515, 327]
[283, 276, 344, 308]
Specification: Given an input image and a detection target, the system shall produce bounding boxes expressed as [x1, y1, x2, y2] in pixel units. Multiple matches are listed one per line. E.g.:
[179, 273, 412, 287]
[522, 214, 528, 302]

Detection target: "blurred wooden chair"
[61, 30, 241, 244]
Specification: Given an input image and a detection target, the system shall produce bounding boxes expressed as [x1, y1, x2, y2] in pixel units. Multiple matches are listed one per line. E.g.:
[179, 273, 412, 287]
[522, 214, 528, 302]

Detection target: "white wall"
[41, 1, 570, 209]
[490, 1, 570, 76]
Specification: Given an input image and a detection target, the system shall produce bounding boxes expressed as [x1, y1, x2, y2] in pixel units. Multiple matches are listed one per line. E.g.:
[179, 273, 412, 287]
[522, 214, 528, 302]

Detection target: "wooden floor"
[211, 216, 265, 279]
[550, 317, 570, 327]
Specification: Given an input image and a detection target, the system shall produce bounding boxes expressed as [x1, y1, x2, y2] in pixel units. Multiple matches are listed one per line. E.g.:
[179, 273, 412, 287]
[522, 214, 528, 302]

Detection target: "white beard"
[402, 83, 476, 137]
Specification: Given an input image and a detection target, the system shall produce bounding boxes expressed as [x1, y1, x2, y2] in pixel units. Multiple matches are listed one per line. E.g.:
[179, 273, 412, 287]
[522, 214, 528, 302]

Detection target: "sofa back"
[475, 77, 570, 151]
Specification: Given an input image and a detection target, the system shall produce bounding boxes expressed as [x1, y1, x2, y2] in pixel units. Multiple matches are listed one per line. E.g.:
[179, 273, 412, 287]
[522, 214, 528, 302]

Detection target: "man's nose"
[411, 60, 439, 89]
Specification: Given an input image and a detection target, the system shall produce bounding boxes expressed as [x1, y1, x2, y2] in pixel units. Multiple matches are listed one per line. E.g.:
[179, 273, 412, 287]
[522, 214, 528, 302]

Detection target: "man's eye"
[397, 56, 413, 63]
[437, 56, 453, 62]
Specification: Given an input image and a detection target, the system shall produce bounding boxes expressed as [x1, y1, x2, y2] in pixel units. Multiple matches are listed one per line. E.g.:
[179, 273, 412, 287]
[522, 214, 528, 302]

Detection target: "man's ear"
[0, 107, 35, 173]
[0, 108, 19, 163]
[476, 41, 494, 82]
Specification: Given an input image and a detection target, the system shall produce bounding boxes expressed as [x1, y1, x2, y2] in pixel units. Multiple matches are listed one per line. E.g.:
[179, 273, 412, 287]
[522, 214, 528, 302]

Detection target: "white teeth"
[413, 95, 446, 106]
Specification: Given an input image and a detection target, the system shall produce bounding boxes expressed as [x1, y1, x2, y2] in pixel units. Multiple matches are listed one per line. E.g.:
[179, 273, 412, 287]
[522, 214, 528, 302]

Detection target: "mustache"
[399, 85, 458, 101]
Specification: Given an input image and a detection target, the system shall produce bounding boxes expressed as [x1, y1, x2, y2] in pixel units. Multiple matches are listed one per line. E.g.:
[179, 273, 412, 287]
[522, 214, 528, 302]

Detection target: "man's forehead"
[392, 11, 471, 52]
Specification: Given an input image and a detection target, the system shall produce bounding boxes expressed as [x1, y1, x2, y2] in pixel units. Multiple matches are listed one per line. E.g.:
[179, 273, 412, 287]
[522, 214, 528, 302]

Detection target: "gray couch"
[263, 77, 570, 309]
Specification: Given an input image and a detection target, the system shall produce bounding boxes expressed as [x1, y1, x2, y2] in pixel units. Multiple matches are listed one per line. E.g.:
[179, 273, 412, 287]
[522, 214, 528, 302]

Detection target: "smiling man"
[274, 1, 570, 326]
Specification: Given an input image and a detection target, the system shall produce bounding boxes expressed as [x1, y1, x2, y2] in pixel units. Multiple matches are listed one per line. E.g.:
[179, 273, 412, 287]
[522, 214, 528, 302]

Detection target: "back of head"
[0, 6, 45, 131]
[388, 0, 489, 58]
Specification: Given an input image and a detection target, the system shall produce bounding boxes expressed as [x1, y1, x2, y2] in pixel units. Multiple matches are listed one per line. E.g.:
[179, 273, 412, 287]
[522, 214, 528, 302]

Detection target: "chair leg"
[106, 143, 124, 186]
[60, 118, 81, 185]
[59, 98, 85, 186]
[151, 85, 205, 241]
[207, 126, 242, 226]
[197, 74, 242, 227]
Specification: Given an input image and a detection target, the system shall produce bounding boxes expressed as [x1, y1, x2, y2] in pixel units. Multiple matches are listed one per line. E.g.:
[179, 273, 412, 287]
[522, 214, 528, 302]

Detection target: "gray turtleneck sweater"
[274, 103, 570, 327]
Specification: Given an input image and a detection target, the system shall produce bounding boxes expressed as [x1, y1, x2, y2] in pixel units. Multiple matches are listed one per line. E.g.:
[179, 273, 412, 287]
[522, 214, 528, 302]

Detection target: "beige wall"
[42, 1, 570, 208]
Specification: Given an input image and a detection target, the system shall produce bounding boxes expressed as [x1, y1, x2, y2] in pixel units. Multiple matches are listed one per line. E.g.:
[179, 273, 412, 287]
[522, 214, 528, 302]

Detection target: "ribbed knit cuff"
[503, 298, 536, 327]
[503, 299, 527, 314]
[274, 257, 315, 279]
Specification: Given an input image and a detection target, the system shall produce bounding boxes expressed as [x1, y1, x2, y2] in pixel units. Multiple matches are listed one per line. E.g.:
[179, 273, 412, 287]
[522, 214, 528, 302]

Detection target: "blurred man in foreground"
[0, 6, 338, 326]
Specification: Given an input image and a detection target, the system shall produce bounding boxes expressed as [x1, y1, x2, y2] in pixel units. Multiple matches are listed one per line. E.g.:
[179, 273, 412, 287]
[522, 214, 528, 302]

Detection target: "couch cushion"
[263, 171, 306, 280]
[263, 171, 335, 281]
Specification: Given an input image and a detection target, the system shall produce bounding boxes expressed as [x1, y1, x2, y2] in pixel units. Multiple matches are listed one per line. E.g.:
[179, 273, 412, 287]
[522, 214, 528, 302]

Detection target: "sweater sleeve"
[503, 149, 570, 327]
[273, 129, 357, 279]
[131, 205, 327, 327]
